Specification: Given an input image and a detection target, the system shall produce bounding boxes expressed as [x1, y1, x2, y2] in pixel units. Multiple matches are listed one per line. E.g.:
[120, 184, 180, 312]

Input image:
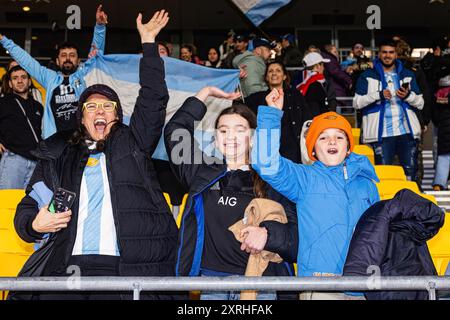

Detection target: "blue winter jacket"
[0, 24, 106, 139]
[353, 58, 424, 144]
[252, 106, 380, 277]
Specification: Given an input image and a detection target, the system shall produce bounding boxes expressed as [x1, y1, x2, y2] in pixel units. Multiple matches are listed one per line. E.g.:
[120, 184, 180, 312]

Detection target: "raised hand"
[195, 86, 241, 103]
[136, 10, 169, 44]
[96, 4, 108, 25]
[265, 88, 284, 110]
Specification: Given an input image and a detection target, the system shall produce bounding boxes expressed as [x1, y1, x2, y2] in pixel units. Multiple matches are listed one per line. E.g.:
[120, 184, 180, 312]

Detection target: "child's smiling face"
[314, 128, 349, 166]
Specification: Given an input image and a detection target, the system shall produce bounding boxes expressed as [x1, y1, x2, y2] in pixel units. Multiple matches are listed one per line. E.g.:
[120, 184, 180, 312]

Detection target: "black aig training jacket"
[164, 96, 298, 278]
[343, 189, 444, 300]
[14, 44, 179, 283]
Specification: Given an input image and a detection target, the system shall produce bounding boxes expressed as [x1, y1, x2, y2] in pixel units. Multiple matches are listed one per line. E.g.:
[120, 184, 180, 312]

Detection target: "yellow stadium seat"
[374, 165, 407, 181]
[0, 190, 33, 300]
[428, 213, 450, 275]
[352, 128, 360, 145]
[353, 144, 375, 165]
[376, 180, 420, 200]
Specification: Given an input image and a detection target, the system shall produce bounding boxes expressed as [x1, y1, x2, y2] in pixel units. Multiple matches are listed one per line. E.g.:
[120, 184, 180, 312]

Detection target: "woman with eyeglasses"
[12, 10, 184, 300]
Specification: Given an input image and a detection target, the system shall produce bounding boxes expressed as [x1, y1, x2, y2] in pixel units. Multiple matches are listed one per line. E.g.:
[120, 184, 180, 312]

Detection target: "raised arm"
[129, 10, 170, 154]
[251, 88, 307, 204]
[164, 86, 240, 188]
[90, 5, 108, 54]
[0, 34, 56, 87]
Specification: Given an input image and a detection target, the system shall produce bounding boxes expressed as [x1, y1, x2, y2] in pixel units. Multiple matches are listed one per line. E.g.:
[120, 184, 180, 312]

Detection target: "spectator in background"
[222, 34, 249, 69]
[421, 36, 450, 164]
[297, 52, 337, 115]
[0, 66, 43, 189]
[303, 45, 320, 56]
[1, 60, 44, 104]
[233, 37, 274, 98]
[395, 39, 433, 185]
[321, 44, 352, 98]
[158, 41, 170, 57]
[353, 40, 424, 181]
[204, 47, 222, 68]
[395, 39, 432, 131]
[245, 61, 312, 163]
[180, 44, 203, 65]
[0, 5, 108, 138]
[280, 33, 302, 68]
[342, 43, 373, 93]
[430, 40, 450, 190]
[219, 30, 235, 66]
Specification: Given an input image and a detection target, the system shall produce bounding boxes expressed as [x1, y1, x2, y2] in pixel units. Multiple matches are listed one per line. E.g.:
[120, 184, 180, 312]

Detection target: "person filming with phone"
[353, 39, 424, 181]
[12, 10, 182, 300]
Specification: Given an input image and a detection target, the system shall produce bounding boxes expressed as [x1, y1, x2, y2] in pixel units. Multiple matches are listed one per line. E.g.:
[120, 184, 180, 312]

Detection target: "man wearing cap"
[222, 34, 249, 69]
[280, 33, 302, 68]
[13, 10, 182, 300]
[0, 5, 109, 139]
[233, 37, 275, 98]
[297, 52, 338, 115]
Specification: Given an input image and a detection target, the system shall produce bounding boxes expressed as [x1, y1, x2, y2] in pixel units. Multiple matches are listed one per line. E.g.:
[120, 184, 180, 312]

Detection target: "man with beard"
[0, 5, 108, 138]
[0, 66, 43, 189]
[353, 40, 424, 181]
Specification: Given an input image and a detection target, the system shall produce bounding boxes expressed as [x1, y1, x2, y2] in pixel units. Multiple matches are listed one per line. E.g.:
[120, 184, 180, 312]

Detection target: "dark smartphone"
[401, 82, 410, 90]
[48, 187, 76, 213]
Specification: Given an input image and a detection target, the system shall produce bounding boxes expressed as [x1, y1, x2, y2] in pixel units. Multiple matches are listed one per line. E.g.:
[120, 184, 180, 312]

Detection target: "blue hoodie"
[252, 106, 380, 277]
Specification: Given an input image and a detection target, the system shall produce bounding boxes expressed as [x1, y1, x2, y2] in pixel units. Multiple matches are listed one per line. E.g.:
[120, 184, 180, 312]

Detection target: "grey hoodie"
[233, 51, 268, 98]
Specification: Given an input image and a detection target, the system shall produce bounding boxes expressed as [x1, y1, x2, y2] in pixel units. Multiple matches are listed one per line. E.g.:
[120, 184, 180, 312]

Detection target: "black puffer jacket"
[343, 189, 444, 300]
[163, 97, 298, 279]
[14, 44, 180, 290]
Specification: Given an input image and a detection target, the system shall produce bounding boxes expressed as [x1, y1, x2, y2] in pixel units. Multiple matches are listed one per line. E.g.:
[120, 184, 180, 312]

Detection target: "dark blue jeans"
[371, 134, 419, 181]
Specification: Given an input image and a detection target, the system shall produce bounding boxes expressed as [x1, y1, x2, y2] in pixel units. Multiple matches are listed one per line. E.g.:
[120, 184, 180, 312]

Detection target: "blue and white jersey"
[382, 71, 410, 138]
[72, 152, 120, 256]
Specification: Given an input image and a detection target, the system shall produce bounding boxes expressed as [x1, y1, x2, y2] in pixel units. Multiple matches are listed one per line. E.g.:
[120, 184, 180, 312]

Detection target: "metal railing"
[1, 276, 450, 300]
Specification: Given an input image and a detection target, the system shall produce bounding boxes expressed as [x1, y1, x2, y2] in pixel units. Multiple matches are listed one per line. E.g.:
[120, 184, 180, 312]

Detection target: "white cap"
[302, 52, 330, 67]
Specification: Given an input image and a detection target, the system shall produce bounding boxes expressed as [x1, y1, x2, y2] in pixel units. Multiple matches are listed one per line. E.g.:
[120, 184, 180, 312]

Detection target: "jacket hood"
[314, 152, 379, 183]
[233, 51, 261, 65]
[373, 58, 405, 79]
[387, 189, 445, 242]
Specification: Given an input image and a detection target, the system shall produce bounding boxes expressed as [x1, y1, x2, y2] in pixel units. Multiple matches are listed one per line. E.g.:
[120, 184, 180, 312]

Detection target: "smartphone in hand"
[49, 187, 76, 213]
[401, 82, 410, 90]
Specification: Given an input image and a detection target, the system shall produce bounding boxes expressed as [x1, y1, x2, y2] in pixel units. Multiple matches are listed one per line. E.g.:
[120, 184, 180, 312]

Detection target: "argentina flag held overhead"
[83, 53, 240, 160]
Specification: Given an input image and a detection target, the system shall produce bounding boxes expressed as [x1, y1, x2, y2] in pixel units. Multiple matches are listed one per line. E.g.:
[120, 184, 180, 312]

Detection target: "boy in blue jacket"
[252, 88, 380, 300]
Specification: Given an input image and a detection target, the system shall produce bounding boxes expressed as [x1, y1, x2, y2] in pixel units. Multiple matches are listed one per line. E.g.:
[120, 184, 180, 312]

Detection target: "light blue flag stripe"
[82, 154, 103, 254]
[234, 0, 292, 26]
[84, 53, 240, 161]
[88, 54, 239, 93]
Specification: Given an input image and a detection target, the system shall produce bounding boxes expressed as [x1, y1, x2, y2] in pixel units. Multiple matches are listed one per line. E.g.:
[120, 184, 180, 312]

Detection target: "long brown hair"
[264, 61, 291, 90]
[214, 104, 267, 198]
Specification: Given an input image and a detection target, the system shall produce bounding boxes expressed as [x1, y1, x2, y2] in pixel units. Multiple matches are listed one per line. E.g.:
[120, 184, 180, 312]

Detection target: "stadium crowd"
[0, 6, 449, 300]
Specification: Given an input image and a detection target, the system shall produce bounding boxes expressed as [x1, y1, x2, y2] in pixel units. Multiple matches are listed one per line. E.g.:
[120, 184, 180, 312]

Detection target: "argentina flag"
[83, 53, 240, 160]
[231, 0, 292, 26]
